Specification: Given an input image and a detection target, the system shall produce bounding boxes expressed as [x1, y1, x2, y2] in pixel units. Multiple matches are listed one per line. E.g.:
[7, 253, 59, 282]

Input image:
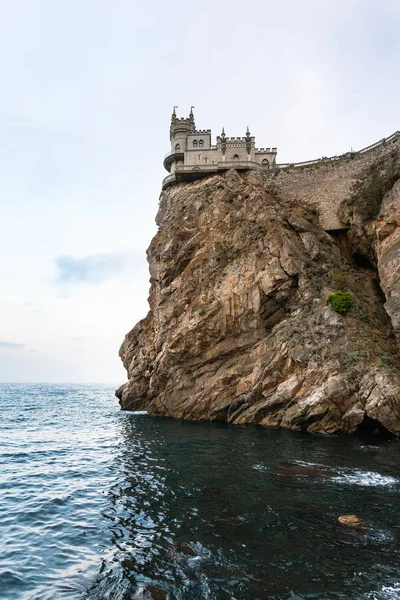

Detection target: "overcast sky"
[1, 0, 399, 383]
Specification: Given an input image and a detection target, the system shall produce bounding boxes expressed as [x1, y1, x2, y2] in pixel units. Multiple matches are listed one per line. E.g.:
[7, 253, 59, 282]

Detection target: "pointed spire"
[220, 126, 227, 156]
[172, 106, 177, 119]
[245, 126, 252, 155]
[189, 106, 195, 132]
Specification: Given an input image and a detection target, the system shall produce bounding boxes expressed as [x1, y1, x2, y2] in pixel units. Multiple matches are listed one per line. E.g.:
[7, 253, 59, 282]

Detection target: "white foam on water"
[252, 463, 270, 472]
[360, 445, 382, 452]
[132, 411, 148, 416]
[331, 469, 397, 487]
[365, 582, 400, 599]
[292, 460, 327, 467]
[258, 460, 398, 489]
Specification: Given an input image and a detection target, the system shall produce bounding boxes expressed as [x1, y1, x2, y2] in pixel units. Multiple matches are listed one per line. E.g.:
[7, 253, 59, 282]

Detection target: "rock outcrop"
[117, 169, 400, 436]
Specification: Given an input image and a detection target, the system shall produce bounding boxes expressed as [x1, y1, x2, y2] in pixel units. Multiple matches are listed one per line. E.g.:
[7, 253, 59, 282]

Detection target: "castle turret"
[164, 108, 196, 174]
[169, 108, 195, 150]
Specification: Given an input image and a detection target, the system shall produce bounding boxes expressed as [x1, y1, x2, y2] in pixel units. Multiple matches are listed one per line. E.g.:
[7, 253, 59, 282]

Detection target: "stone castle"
[163, 108, 400, 232]
[163, 108, 277, 189]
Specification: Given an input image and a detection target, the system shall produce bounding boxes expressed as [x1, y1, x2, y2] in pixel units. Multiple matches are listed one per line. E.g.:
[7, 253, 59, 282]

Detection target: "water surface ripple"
[0, 384, 399, 599]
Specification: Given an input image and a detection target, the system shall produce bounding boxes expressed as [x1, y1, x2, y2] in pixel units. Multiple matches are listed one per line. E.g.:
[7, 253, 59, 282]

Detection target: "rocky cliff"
[117, 168, 400, 436]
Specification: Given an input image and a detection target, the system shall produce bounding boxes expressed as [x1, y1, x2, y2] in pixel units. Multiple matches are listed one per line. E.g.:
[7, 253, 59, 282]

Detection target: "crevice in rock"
[328, 229, 353, 264]
[163, 254, 193, 286]
[353, 252, 374, 270]
[355, 415, 395, 438]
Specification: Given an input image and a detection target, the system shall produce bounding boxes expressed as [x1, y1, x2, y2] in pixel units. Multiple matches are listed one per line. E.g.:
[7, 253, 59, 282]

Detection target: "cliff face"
[117, 169, 400, 436]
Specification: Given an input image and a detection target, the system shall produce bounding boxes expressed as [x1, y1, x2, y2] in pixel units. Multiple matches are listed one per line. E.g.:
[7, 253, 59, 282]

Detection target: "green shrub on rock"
[327, 291, 353, 314]
[349, 149, 400, 221]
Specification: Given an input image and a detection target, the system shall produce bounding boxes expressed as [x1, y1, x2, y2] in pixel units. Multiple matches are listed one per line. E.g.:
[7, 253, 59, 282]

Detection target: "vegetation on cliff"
[345, 148, 400, 222]
[327, 291, 353, 314]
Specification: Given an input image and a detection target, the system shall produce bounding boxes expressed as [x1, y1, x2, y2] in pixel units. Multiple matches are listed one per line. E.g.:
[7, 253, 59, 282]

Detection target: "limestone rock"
[375, 180, 400, 342]
[117, 170, 400, 436]
[338, 514, 364, 528]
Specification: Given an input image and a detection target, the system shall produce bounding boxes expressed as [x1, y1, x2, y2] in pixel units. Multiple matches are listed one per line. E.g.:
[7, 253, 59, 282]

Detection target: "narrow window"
[262, 158, 269, 166]
[193, 140, 198, 148]
[204, 157, 207, 163]
[199, 139, 204, 147]
[175, 143, 180, 152]
[233, 154, 239, 161]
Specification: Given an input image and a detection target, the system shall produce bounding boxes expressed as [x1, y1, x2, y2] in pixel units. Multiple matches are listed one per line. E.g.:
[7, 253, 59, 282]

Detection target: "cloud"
[23, 301, 42, 313]
[0, 341, 24, 348]
[55, 251, 144, 285]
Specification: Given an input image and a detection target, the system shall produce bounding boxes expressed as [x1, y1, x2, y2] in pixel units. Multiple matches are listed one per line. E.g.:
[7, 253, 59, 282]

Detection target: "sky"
[1, 0, 399, 383]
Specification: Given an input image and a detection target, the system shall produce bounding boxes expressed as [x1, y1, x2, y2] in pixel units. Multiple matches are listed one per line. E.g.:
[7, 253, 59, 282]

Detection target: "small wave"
[331, 469, 397, 487]
[290, 462, 397, 487]
[132, 411, 148, 416]
[293, 460, 326, 467]
[365, 582, 400, 599]
[252, 463, 271, 472]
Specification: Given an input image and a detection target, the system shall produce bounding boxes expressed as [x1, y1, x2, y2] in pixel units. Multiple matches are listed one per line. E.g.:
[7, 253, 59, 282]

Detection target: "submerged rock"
[134, 588, 166, 600]
[338, 514, 364, 528]
[215, 508, 240, 520]
[117, 169, 400, 436]
[201, 484, 224, 498]
[168, 541, 197, 557]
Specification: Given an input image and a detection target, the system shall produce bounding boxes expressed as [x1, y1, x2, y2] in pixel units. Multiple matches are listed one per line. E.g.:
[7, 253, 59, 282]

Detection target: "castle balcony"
[163, 150, 184, 172]
[161, 173, 177, 188]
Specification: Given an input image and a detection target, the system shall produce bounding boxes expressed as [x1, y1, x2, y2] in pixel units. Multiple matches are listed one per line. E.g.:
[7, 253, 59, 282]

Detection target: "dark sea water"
[0, 384, 399, 600]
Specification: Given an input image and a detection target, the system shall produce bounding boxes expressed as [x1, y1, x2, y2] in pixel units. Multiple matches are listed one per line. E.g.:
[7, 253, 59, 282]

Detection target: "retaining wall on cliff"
[265, 131, 400, 230]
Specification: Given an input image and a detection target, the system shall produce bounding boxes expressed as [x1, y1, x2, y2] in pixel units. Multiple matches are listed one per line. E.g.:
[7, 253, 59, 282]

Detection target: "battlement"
[195, 129, 212, 134]
[256, 147, 277, 153]
[218, 136, 255, 142]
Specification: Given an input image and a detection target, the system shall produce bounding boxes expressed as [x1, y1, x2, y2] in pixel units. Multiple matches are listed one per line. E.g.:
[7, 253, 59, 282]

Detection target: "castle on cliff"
[162, 108, 400, 232]
[162, 108, 277, 189]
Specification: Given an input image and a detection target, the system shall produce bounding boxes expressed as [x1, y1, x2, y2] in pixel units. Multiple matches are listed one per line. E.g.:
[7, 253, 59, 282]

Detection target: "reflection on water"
[0, 384, 399, 600]
[89, 410, 400, 600]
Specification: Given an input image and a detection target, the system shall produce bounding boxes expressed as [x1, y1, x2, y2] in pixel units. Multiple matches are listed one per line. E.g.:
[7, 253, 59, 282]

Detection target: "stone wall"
[265, 132, 400, 230]
[185, 148, 220, 166]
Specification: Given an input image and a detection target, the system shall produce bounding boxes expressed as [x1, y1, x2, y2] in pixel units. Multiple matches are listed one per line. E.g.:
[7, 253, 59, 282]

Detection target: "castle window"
[193, 140, 198, 147]
[175, 143, 180, 152]
[199, 139, 204, 147]
[262, 158, 269, 166]
[204, 157, 207, 163]
[233, 154, 239, 161]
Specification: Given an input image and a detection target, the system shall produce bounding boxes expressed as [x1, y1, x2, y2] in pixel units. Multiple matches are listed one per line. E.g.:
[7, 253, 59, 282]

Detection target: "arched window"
[262, 158, 269, 166]
[199, 139, 204, 147]
[175, 143, 180, 152]
[193, 139, 198, 147]
[233, 154, 239, 161]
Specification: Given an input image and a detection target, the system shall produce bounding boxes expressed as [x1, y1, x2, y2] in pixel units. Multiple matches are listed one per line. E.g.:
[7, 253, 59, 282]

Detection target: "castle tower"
[169, 107, 195, 151]
[164, 107, 196, 175]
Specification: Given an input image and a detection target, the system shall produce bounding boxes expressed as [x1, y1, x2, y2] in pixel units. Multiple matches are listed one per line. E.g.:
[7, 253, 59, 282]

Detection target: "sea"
[0, 383, 399, 600]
